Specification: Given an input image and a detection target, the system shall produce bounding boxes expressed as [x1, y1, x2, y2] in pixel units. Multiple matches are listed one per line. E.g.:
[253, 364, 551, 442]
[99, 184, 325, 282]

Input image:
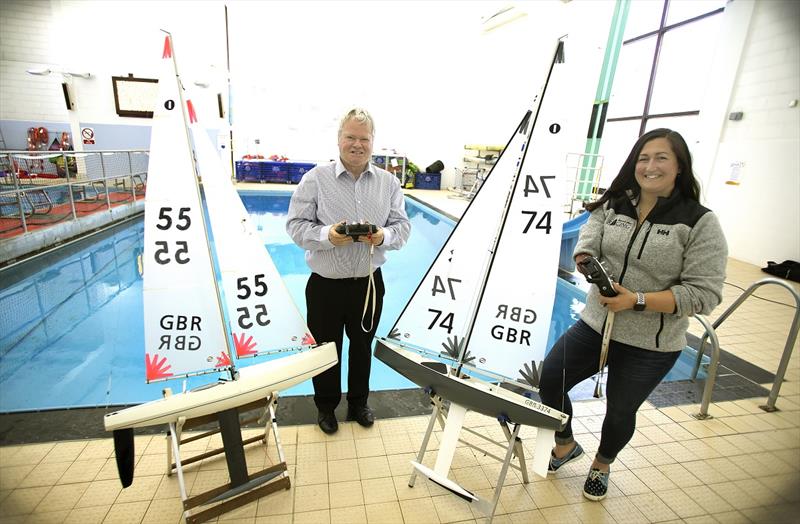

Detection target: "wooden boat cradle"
[164, 391, 290, 524]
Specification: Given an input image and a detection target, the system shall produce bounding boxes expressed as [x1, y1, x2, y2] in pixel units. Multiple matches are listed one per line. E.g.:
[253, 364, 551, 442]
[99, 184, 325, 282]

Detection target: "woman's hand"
[598, 283, 637, 312]
[575, 253, 592, 275]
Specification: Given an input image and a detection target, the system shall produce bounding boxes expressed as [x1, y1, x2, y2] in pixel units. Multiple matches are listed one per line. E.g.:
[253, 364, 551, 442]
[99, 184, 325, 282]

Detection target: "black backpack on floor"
[762, 260, 800, 283]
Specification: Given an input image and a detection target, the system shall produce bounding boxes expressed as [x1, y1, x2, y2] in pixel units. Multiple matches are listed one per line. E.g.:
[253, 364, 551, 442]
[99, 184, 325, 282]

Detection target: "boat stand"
[164, 391, 290, 524]
[408, 394, 539, 523]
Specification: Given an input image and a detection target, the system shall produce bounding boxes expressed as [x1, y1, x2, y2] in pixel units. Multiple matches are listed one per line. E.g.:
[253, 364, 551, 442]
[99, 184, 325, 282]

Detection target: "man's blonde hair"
[338, 107, 375, 137]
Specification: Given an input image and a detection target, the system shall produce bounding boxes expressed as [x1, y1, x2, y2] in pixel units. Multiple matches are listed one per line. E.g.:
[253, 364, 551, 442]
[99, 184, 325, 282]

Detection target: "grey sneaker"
[583, 468, 609, 501]
[547, 442, 584, 474]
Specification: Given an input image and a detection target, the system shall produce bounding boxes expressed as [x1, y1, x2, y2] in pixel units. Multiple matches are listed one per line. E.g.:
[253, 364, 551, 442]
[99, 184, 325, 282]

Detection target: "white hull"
[104, 342, 337, 431]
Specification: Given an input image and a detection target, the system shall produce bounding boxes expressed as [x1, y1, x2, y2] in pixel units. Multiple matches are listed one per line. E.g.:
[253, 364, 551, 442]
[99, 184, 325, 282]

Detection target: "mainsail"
[142, 36, 229, 381]
[190, 108, 316, 362]
[389, 41, 569, 385]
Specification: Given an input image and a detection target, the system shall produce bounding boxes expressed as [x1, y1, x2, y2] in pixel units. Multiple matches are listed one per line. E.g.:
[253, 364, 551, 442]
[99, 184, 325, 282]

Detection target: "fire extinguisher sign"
[81, 127, 95, 145]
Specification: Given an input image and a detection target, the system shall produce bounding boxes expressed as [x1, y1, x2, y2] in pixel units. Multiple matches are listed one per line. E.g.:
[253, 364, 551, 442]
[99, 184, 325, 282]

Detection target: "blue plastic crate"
[414, 172, 441, 190]
[260, 161, 289, 183]
[288, 162, 316, 184]
[235, 161, 262, 182]
[235, 161, 289, 183]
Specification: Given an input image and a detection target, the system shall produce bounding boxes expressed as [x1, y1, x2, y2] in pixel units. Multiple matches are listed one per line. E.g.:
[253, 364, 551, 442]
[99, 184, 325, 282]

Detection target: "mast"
[456, 38, 566, 373]
[163, 31, 237, 379]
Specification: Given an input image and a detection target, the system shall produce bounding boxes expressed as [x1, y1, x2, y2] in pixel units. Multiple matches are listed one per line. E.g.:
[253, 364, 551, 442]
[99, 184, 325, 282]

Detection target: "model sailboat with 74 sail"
[375, 38, 572, 521]
[103, 34, 337, 511]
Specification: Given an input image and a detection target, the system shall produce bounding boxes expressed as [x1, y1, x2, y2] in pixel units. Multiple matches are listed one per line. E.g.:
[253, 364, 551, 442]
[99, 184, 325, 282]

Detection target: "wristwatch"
[634, 291, 646, 311]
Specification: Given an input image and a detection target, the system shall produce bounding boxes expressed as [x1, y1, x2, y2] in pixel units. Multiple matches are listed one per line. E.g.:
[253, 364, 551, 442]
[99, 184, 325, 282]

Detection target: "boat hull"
[104, 342, 337, 431]
[375, 339, 567, 431]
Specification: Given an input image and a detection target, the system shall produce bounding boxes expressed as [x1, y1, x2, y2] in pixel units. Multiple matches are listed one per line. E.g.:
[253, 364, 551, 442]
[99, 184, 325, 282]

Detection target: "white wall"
[226, 1, 613, 188]
[0, 0, 228, 149]
[1, 0, 795, 265]
[701, 0, 800, 265]
[1, 0, 611, 184]
[0, 1, 64, 124]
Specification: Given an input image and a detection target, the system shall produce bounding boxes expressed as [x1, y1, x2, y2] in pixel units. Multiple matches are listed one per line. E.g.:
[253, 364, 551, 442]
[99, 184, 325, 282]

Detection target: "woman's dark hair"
[585, 128, 701, 212]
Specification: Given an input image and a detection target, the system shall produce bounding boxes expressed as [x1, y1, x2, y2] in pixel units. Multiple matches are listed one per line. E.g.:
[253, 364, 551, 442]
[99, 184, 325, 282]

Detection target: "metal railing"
[690, 314, 721, 420]
[0, 150, 148, 235]
[691, 277, 800, 417]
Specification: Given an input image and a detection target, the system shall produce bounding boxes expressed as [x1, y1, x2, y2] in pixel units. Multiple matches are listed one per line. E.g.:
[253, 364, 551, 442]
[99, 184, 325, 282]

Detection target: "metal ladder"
[690, 277, 799, 418]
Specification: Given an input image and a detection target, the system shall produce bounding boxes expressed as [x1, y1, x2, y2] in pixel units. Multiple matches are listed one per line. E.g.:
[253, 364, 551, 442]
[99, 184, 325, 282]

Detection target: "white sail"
[389, 41, 569, 385]
[142, 36, 229, 381]
[390, 118, 529, 360]
[467, 57, 570, 381]
[189, 108, 316, 360]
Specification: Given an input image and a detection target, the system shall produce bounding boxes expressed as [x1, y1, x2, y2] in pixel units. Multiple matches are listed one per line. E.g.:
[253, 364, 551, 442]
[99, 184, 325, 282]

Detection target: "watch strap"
[634, 291, 646, 311]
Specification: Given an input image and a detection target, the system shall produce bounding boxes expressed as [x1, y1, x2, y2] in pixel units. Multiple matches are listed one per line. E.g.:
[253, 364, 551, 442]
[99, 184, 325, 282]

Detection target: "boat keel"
[112, 428, 135, 488]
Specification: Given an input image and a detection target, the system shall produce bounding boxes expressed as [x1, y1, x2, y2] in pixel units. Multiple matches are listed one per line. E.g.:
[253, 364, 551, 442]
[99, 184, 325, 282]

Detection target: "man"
[286, 108, 410, 434]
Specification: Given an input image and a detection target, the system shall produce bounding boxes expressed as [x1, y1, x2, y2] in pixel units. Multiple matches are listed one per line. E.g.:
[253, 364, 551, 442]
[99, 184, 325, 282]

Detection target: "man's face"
[338, 119, 373, 170]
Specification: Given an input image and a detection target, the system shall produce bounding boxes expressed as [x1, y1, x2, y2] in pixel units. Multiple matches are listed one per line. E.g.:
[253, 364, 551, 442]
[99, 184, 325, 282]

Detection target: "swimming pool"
[0, 192, 706, 412]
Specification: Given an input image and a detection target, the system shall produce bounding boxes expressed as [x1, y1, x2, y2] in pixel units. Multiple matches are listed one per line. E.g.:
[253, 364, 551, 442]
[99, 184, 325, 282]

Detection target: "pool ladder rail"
[690, 277, 799, 419]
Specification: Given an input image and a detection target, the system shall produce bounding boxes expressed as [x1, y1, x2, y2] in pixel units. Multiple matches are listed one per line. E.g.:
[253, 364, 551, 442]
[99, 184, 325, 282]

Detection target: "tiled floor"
[1, 189, 798, 523]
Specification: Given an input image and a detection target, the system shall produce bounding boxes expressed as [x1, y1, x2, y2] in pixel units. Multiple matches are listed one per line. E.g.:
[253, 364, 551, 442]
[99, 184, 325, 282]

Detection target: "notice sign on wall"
[81, 127, 95, 145]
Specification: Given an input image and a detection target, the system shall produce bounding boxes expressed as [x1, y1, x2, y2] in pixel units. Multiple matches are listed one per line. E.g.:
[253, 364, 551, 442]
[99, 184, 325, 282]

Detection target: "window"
[600, 0, 725, 178]
[607, 37, 657, 119]
[649, 15, 723, 115]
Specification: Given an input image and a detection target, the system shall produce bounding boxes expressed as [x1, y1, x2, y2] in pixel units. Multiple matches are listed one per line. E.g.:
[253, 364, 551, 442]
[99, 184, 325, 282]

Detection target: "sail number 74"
[521, 175, 555, 235]
[428, 308, 454, 334]
[431, 276, 461, 299]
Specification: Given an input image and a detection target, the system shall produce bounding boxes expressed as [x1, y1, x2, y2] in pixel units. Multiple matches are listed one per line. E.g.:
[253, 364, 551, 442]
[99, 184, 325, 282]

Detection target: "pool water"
[0, 192, 707, 412]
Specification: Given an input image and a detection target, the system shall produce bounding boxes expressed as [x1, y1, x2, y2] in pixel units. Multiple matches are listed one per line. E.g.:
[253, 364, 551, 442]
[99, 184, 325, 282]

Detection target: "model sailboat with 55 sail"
[103, 34, 337, 501]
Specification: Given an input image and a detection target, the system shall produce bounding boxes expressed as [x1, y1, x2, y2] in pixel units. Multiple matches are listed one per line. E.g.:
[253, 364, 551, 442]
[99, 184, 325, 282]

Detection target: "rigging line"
[458, 38, 567, 374]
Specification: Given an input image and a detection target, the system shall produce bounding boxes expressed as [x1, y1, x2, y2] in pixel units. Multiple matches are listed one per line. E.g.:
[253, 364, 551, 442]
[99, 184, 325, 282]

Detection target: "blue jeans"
[539, 319, 680, 464]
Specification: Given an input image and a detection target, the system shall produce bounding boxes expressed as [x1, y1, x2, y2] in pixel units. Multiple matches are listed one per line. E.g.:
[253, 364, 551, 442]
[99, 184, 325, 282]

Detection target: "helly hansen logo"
[656, 228, 670, 236]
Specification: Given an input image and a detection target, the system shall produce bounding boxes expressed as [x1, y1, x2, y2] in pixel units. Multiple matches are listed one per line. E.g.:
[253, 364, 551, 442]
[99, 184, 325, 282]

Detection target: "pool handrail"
[690, 314, 721, 420]
[691, 277, 800, 416]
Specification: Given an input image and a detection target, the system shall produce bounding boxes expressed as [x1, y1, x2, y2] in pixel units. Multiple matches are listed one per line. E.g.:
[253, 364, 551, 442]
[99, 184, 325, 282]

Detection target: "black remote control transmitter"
[335, 223, 378, 240]
[578, 256, 618, 297]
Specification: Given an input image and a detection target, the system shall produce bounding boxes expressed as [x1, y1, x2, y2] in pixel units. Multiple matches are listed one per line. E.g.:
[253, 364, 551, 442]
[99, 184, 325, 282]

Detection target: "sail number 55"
[236, 274, 270, 329]
[154, 207, 192, 265]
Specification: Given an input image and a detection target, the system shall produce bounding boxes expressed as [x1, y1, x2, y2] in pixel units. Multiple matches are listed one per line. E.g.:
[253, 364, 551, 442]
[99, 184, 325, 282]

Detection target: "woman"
[538, 128, 727, 500]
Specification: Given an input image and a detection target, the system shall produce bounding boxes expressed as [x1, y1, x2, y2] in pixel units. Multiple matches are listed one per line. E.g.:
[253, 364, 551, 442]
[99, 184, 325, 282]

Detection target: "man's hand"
[358, 227, 384, 246]
[329, 221, 354, 246]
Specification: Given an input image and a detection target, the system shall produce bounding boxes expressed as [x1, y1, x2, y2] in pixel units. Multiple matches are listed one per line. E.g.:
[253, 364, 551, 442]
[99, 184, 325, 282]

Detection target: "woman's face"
[635, 137, 679, 199]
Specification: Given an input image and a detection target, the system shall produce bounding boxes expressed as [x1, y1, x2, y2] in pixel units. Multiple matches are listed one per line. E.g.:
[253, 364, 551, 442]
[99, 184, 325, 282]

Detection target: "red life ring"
[36, 127, 48, 146]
